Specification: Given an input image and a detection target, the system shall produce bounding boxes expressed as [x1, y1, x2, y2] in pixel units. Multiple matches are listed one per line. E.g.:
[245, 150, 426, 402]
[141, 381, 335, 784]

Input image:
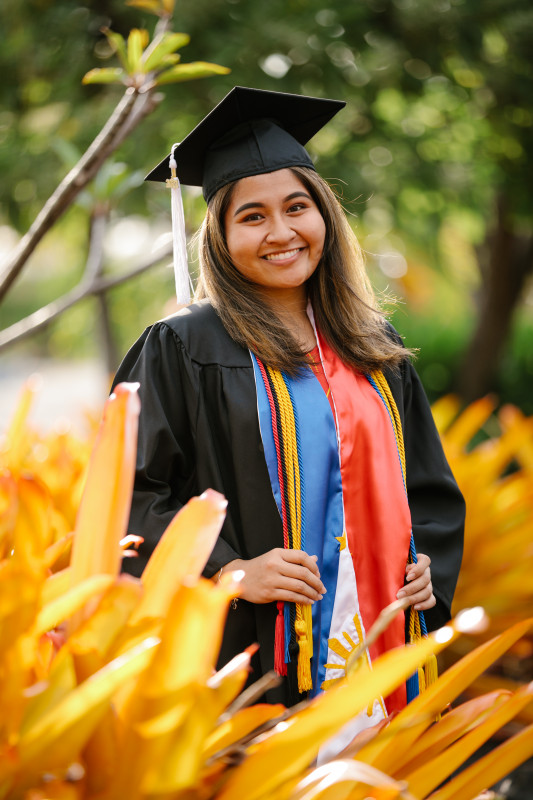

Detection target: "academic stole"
[367, 370, 438, 700]
[253, 356, 437, 700]
[254, 358, 314, 692]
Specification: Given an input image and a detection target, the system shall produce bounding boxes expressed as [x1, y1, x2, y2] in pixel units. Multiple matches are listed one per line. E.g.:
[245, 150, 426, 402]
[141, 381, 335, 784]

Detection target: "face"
[224, 169, 326, 303]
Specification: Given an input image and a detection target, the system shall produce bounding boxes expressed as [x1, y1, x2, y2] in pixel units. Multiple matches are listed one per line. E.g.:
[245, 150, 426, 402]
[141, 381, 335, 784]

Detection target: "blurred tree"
[1, 0, 532, 402]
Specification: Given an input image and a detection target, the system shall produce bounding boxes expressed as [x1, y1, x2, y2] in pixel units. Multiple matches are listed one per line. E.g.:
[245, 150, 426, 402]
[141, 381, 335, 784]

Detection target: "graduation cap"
[146, 86, 346, 304]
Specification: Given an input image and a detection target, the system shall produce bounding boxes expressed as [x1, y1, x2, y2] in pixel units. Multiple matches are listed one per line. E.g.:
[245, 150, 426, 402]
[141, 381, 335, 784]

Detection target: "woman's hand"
[220, 548, 326, 605]
[396, 553, 436, 611]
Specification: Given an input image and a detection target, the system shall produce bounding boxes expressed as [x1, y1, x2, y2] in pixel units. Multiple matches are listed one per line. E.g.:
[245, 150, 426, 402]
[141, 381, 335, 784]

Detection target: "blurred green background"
[1, 0, 532, 420]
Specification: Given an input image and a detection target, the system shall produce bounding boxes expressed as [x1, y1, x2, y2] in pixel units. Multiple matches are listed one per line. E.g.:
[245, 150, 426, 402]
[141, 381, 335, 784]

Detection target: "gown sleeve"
[400, 358, 465, 630]
[112, 322, 241, 578]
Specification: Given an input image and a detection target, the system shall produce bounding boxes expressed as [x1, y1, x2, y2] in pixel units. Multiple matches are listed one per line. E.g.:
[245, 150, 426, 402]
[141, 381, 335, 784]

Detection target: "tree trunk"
[458, 196, 533, 403]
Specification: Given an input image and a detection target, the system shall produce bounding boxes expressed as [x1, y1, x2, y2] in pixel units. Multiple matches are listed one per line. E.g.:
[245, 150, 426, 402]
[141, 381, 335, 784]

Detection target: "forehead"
[228, 169, 309, 206]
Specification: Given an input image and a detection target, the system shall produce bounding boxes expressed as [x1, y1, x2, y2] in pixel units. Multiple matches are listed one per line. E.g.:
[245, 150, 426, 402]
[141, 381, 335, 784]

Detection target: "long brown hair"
[195, 166, 410, 374]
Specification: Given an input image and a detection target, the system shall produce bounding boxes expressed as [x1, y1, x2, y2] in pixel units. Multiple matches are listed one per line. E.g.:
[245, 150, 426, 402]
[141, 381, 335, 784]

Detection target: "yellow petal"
[397, 690, 510, 776]
[355, 616, 533, 775]
[443, 396, 496, 452]
[69, 383, 140, 593]
[41, 568, 72, 606]
[431, 394, 461, 435]
[404, 683, 533, 797]
[203, 704, 286, 761]
[68, 576, 142, 660]
[215, 631, 454, 800]
[4, 378, 38, 471]
[10, 638, 158, 782]
[132, 489, 227, 623]
[288, 759, 416, 800]
[206, 644, 258, 712]
[427, 721, 533, 800]
[141, 576, 238, 696]
[11, 475, 53, 575]
[34, 575, 114, 637]
[20, 647, 77, 736]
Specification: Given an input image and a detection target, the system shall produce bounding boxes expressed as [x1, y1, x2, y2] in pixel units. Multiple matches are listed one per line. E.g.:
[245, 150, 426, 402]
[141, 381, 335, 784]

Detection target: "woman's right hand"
[221, 548, 326, 605]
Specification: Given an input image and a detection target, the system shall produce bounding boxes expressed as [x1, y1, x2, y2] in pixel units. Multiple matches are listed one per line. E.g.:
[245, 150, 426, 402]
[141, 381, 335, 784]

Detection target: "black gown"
[112, 300, 465, 705]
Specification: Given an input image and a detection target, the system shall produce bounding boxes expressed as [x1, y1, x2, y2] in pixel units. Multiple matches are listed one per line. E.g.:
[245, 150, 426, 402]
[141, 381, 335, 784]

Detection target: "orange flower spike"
[431, 394, 461, 436]
[68, 577, 142, 666]
[69, 382, 140, 589]
[355, 616, 533, 776]
[3, 377, 39, 473]
[216, 631, 454, 800]
[133, 489, 228, 623]
[396, 689, 511, 778]
[428, 722, 533, 800]
[405, 683, 533, 799]
[203, 703, 286, 762]
[206, 643, 260, 713]
[145, 574, 240, 696]
[12, 475, 53, 576]
[0, 472, 18, 560]
[443, 395, 496, 454]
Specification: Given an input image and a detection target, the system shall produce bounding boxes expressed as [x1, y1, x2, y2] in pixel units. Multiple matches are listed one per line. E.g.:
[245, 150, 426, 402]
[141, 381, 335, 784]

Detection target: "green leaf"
[159, 54, 181, 67]
[82, 68, 125, 86]
[142, 32, 190, 72]
[126, 0, 165, 14]
[155, 61, 230, 85]
[127, 29, 149, 74]
[102, 28, 128, 71]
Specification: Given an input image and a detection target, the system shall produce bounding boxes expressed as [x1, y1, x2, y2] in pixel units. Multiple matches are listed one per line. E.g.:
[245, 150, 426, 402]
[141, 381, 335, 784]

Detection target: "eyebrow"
[233, 191, 312, 217]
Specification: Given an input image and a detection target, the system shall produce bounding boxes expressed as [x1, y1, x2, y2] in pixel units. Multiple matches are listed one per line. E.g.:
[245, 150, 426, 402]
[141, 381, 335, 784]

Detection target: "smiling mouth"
[263, 248, 303, 262]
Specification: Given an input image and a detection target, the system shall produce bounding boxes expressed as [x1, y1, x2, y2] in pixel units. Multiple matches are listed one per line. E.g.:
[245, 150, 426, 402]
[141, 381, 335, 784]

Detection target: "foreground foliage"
[1, 384, 533, 799]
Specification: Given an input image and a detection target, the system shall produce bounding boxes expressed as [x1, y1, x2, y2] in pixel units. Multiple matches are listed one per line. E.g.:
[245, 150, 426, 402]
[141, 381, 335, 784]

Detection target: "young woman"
[113, 87, 464, 723]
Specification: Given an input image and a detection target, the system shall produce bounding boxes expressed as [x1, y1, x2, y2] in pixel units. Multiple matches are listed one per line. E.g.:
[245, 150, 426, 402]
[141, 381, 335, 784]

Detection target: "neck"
[261, 288, 316, 352]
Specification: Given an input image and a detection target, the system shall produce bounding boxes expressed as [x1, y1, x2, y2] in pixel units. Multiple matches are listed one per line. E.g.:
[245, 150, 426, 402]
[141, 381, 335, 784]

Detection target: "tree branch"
[0, 86, 163, 303]
[0, 244, 172, 352]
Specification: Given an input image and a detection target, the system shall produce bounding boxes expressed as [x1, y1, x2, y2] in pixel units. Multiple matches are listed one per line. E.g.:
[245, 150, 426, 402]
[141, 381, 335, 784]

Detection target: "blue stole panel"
[251, 355, 345, 695]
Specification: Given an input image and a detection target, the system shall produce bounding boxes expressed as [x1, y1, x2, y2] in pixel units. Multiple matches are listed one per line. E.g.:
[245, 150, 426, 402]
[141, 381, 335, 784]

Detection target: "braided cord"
[256, 359, 312, 690]
[367, 369, 435, 700]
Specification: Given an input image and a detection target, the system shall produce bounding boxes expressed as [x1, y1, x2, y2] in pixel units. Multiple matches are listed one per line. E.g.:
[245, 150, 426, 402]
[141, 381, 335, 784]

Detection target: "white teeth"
[264, 249, 301, 261]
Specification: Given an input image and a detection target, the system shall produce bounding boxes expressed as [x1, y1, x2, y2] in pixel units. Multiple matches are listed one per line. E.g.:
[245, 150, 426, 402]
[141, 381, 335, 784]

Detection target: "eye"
[240, 212, 264, 222]
[287, 202, 308, 213]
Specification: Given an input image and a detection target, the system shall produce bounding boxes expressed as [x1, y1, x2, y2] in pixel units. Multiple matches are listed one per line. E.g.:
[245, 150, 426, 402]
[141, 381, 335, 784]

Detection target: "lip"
[262, 247, 304, 263]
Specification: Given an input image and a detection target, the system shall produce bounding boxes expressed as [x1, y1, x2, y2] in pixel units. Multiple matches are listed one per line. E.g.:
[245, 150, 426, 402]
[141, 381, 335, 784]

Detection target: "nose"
[265, 213, 296, 244]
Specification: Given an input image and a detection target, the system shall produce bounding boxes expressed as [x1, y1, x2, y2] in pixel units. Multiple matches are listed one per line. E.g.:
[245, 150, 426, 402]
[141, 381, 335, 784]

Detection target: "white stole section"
[306, 305, 387, 764]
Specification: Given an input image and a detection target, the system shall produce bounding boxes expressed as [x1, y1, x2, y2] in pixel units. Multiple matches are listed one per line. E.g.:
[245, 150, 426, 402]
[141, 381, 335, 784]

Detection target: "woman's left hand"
[396, 553, 436, 610]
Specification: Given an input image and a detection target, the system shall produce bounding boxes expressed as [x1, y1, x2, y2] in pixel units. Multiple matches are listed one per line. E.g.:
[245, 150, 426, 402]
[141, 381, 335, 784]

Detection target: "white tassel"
[166, 144, 191, 306]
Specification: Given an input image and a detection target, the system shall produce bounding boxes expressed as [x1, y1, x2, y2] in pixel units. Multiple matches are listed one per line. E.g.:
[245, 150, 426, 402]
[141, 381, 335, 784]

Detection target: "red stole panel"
[314, 336, 412, 712]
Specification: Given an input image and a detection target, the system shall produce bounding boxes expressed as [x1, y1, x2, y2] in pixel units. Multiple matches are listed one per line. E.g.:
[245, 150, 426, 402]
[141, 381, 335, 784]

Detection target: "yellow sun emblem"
[321, 613, 386, 717]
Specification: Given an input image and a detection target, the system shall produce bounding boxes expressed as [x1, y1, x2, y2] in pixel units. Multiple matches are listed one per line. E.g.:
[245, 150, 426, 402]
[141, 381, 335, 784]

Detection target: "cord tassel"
[302, 601, 313, 658]
[424, 652, 438, 689]
[295, 617, 312, 692]
[274, 601, 287, 676]
[166, 144, 191, 306]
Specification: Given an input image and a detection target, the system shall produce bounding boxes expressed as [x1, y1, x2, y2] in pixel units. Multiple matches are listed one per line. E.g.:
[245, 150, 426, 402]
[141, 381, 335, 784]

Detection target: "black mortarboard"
[147, 86, 345, 306]
[145, 86, 346, 202]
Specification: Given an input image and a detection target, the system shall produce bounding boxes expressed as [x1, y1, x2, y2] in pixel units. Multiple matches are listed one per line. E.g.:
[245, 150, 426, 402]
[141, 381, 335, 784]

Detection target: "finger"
[402, 584, 434, 607]
[406, 553, 431, 577]
[413, 594, 437, 611]
[281, 563, 326, 594]
[277, 575, 324, 602]
[282, 549, 322, 576]
[274, 589, 317, 605]
[398, 573, 431, 598]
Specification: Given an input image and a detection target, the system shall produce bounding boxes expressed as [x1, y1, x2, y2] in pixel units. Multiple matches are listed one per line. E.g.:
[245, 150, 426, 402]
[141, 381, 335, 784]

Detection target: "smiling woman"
[222, 170, 326, 351]
[112, 87, 465, 740]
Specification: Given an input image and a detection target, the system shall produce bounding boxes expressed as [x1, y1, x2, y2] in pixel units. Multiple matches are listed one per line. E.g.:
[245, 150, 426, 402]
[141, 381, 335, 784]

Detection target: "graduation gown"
[112, 299, 465, 705]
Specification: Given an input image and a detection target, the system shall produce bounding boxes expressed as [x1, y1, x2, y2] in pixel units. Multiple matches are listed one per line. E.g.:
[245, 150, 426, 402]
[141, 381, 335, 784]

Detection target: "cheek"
[225, 227, 244, 265]
[313, 216, 327, 254]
